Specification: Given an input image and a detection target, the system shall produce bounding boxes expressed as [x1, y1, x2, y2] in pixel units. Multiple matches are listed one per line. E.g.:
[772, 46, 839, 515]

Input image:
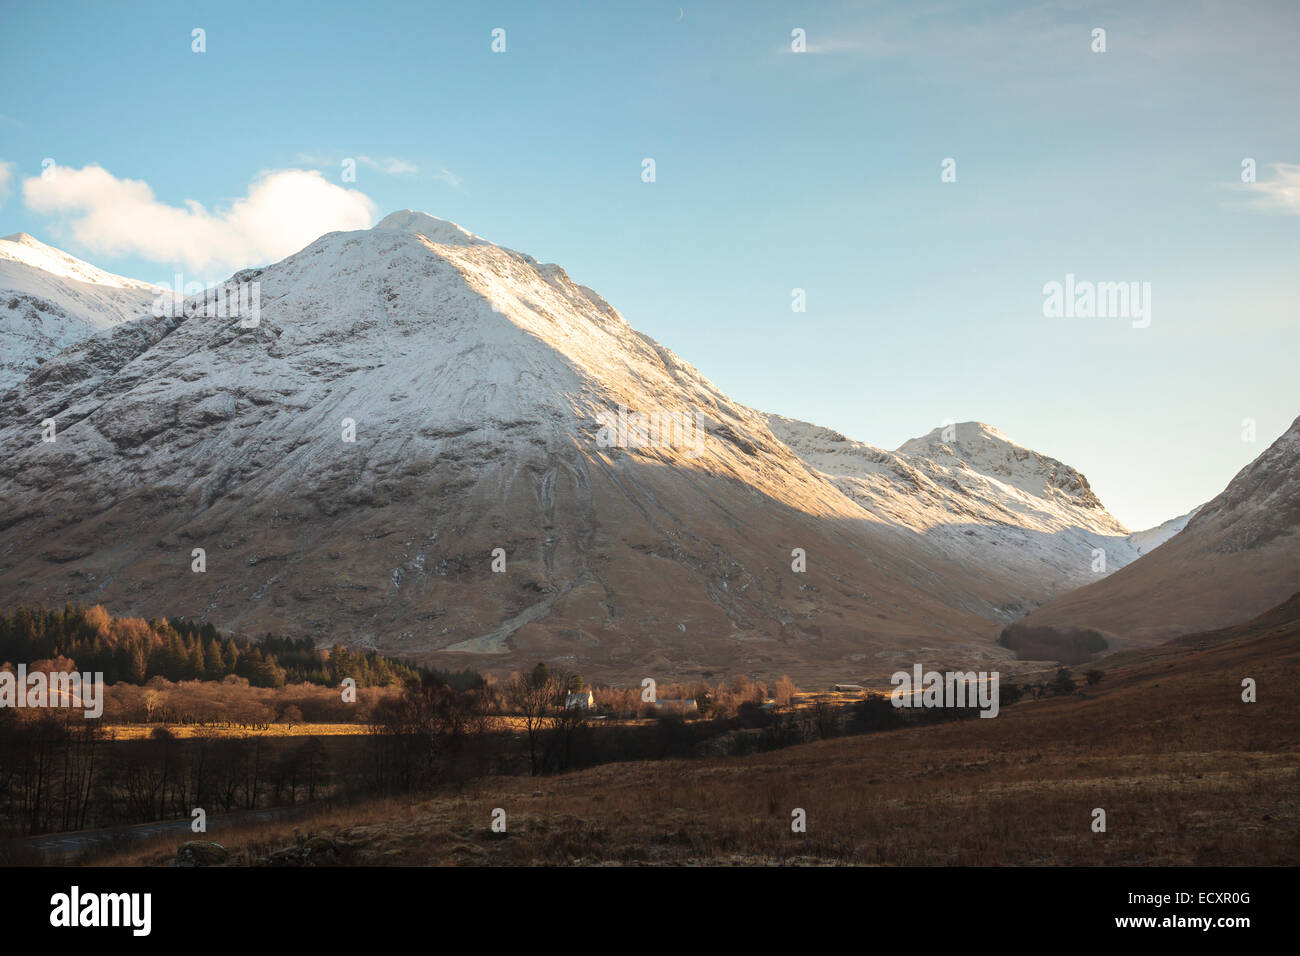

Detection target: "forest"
[0, 603, 478, 689]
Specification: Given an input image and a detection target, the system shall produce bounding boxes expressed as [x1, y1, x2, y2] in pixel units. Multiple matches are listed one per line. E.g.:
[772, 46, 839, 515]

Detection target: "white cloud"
[22, 164, 377, 272]
[1250, 163, 1300, 215]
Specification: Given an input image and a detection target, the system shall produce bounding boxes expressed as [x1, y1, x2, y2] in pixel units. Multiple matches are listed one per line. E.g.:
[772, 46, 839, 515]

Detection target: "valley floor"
[90, 610, 1300, 866]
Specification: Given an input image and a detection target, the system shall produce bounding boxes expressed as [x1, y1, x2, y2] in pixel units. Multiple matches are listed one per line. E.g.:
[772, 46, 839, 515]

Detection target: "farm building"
[565, 688, 595, 710]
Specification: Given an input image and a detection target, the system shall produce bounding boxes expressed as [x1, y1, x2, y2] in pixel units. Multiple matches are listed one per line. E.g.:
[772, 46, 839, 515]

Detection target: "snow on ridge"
[0, 232, 160, 293]
[0, 216, 1210, 618]
[1127, 506, 1200, 555]
[0, 219, 1194, 562]
[897, 420, 1107, 509]
[0, 233, 164, 392]
[770, 414, 1125, 535]
[2, 212, 1245, 650]
[372, 210, 489, 247]
[1179, 413, 1300, 552]
[765, 412, 1142, 603]
[0, 215, 860, 523]
[899, 420, 1020, 451]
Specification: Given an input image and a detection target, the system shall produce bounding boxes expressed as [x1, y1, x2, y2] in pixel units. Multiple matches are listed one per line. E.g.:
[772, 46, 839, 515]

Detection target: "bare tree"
[774, 675, 797, 708]
[504, 667, 555, 776]
[369, 674, 486, 790]
[143, 689, 164, 723]
[544, 671, 588, 772]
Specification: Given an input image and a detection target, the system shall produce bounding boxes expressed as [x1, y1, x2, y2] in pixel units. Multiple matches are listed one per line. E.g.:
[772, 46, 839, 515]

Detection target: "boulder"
[174, 841, 229, 867]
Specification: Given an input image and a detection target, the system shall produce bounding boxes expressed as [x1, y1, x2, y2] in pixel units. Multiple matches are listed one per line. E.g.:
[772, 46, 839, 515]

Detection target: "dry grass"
[89, 622, 1300, 866]
[99, 722, 372, 740]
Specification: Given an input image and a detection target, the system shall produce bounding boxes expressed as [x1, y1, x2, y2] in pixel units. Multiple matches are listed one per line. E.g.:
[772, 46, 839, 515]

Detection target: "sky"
[1, 0, 1297, 530]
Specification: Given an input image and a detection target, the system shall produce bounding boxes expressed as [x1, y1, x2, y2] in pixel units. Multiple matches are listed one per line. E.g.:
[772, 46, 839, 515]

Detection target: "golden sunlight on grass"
[91, 619, 1300, 867]
[99, 722, 372, 740]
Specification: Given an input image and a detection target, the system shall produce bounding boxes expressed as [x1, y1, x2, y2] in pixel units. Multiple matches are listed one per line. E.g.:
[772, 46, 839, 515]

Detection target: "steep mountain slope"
[0, 233, 162, 391]
[1007, 416, 1300, 646]
[0, 212, 1019, 681]
[765, 416, 1143, 613]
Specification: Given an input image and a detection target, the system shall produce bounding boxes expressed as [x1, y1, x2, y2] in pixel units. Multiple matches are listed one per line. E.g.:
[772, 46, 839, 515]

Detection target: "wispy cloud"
[777, 36, 870, 55]
[771, 0, 1300, 91]
[1248, 163, 1300, 215]
[293, 151, 336, 167]
[295, 151, 462, 187]
[23, 164, 376, 272]
[773, 27, 915, 57]
[0, 159, 15, 210]
[357, 155, 419, 175]
[432, 167, 464, 189]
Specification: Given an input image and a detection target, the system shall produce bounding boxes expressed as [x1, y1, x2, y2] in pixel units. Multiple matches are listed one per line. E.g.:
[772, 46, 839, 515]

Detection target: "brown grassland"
[98, 722, 371, 740]
[90, 609, 1300, 866]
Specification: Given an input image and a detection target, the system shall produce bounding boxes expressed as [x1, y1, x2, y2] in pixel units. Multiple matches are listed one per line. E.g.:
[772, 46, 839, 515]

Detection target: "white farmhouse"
[565, 688, 595, 710]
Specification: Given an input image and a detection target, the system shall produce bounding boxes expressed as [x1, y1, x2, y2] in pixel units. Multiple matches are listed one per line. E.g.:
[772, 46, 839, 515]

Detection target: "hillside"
[1007, 416, 1300, 647]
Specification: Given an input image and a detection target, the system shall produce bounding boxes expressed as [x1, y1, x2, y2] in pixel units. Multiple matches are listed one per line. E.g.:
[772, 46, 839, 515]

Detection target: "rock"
[173, 841, 229, 867]
[264, 837, 340, 867]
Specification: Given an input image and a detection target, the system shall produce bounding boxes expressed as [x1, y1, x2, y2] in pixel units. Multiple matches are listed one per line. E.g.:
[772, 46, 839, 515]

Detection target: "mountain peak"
[765, 412, 1133, 609]
[0, 233, 162, 391]
[373, 210, 487, 246]
[2, 232, 42, 246]
[0, 231, 158, 292]
[900, 421, 1019, 451]
[1, 213, 1004, 679]
[897, 420, 1105, 512]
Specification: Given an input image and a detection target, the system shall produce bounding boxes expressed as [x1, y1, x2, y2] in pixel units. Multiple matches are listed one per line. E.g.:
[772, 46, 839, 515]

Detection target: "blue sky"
[1, 0, 1297, 529]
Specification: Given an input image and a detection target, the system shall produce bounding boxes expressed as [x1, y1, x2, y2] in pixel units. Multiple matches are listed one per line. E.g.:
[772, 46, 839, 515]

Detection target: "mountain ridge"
[0, 232, 164, 392]
[0, 215, 1008, 679]
[0, 214, 1239, 677]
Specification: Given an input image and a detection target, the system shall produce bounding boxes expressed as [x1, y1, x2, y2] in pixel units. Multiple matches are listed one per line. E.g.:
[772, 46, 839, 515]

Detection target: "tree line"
[0, 604, 438, 689]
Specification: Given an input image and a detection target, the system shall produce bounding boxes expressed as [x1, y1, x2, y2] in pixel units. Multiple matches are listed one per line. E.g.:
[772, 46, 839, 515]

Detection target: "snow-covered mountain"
[0, 212, 1021, 681]
[1011, 416, 1300, 646]
[766, 416, 1150, 612]
[0, 233, 162, 391]
[0, 214, 1215, 678]
[1126, 505, 1199, 555]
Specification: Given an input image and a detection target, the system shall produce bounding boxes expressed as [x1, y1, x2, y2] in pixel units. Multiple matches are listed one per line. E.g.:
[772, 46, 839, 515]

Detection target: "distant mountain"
[0, 233, 162, 391]
[767, 416, 1148, 613]
[1007, 416, 1300, 647]
[1126, 505, 1199, 555]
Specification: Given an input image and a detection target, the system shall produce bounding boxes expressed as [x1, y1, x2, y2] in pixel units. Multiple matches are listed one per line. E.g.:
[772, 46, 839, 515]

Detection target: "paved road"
[20, 806, 309, 863]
